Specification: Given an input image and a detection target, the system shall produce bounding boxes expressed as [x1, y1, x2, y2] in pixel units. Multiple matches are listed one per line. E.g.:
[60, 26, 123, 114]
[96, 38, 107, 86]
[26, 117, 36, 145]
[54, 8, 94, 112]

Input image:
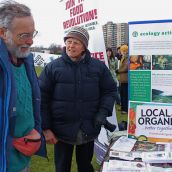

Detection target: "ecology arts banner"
[58, 0, 108, 66]
[128, 20, 172, 142]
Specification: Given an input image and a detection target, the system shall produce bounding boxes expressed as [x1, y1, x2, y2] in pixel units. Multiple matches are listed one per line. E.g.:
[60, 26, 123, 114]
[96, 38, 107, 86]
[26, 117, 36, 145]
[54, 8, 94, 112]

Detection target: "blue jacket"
[0, 39, 46, 171]
[39, 49, 116, 142]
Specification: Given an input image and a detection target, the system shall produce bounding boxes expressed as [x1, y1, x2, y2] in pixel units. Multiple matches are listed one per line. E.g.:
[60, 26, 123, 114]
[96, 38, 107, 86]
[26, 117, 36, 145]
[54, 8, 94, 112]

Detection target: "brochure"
[110, 136, 136, 152]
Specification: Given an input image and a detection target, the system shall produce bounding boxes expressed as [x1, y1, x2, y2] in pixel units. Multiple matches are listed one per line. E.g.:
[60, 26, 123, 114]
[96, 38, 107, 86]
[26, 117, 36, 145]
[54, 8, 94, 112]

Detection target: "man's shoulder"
[90, 57, 104, 64]
[46, 56, 64, 68]
[89, 57, 107, 70]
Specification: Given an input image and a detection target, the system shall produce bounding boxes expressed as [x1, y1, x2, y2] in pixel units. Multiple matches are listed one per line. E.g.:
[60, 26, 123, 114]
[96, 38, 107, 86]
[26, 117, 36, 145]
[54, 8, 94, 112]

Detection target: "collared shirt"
[8, 53, 24, 67]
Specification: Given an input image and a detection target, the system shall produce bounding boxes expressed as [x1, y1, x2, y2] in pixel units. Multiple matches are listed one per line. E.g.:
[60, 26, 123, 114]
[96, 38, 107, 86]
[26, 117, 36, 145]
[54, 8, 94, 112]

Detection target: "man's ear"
[0, 27, 7, 40]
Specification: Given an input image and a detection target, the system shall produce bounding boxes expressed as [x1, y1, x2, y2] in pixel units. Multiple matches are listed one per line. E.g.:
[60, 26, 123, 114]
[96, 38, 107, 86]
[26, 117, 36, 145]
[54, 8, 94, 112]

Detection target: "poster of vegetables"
[128, 101, 172, 142]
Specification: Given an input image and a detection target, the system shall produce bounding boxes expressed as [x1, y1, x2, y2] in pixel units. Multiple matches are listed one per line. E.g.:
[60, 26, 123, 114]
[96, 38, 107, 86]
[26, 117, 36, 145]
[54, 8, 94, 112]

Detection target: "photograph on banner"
[152, 55, 172, 70]
[129, 55, 151, 70]
[128, 101, 172, 143]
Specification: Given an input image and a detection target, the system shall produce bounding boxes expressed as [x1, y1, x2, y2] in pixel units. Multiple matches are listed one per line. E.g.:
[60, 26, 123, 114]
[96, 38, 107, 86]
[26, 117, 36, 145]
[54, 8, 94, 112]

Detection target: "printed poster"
[128, 20, 172, 142]
[128, 101, 172, 142]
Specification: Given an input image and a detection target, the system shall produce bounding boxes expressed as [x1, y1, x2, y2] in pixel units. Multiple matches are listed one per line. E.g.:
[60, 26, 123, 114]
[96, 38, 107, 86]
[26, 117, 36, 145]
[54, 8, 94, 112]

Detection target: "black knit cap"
[64, 26, 89, 48]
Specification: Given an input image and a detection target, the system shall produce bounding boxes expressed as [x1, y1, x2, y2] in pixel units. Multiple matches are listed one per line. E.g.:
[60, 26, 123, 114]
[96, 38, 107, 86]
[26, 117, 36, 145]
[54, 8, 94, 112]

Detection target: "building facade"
[103, 22, 128, 54]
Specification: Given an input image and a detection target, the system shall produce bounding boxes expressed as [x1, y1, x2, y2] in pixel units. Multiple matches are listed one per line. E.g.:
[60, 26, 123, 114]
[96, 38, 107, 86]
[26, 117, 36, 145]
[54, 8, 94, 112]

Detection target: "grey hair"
[0, 0, 32, 29]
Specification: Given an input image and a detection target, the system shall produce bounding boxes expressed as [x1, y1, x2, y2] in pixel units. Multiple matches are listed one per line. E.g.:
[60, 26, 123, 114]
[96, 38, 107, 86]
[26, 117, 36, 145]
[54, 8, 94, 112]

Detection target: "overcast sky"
[14, 0, 172, 48]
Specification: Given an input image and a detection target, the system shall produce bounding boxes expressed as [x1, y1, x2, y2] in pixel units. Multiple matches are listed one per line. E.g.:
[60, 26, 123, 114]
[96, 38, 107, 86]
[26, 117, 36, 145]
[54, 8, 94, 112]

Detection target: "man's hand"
[94, 113, 106, 129]
[43, 129, 58, 144]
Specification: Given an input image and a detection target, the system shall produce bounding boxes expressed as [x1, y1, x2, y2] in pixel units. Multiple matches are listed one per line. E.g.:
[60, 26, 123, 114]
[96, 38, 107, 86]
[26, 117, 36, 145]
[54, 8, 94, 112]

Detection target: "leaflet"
[111, 136, 136, 152]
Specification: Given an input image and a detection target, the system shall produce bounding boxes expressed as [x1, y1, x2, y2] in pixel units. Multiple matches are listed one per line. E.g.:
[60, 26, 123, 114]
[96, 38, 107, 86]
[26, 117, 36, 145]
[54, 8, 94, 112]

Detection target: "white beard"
[5, 31, 30, 58]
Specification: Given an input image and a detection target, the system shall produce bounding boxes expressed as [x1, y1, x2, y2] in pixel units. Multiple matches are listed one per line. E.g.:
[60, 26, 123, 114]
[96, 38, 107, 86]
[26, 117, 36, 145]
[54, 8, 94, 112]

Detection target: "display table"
[98, 133, 172, 172]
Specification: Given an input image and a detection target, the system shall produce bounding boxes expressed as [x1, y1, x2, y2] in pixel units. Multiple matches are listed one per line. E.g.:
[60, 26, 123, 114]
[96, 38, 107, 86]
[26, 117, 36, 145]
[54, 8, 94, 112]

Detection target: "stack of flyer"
[101, 136, 172, 172]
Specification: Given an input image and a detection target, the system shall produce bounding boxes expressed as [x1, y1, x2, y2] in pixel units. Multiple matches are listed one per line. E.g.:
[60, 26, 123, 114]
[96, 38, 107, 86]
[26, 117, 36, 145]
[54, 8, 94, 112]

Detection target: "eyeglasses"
[16, 30, 38, 41]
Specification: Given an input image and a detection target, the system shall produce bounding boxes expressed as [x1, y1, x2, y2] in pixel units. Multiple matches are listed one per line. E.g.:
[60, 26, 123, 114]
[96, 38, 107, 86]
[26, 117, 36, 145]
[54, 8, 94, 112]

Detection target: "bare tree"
[49, 44, 63, 54]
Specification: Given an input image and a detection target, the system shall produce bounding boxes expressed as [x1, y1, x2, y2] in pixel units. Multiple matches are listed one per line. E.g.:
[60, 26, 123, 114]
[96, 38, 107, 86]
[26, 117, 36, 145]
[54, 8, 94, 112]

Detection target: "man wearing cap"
[39, 26, 116, 172]
[0, 1, 46, 172]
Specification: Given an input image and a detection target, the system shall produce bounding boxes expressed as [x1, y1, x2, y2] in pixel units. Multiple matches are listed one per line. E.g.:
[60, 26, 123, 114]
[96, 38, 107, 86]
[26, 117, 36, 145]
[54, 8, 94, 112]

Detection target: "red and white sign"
[59, 0, 108, 66]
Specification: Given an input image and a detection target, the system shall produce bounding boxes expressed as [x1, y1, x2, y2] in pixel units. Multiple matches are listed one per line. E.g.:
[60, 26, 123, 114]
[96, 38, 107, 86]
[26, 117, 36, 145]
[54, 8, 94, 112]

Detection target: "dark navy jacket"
[0, 39, 46, 171]
[39, 49, 116, 143]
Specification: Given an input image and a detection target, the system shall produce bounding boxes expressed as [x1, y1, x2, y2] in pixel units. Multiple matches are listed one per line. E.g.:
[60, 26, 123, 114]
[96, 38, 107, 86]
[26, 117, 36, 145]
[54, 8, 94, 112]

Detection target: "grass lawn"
[31, 67, 128, 171]
[30, 144, 99, 172]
